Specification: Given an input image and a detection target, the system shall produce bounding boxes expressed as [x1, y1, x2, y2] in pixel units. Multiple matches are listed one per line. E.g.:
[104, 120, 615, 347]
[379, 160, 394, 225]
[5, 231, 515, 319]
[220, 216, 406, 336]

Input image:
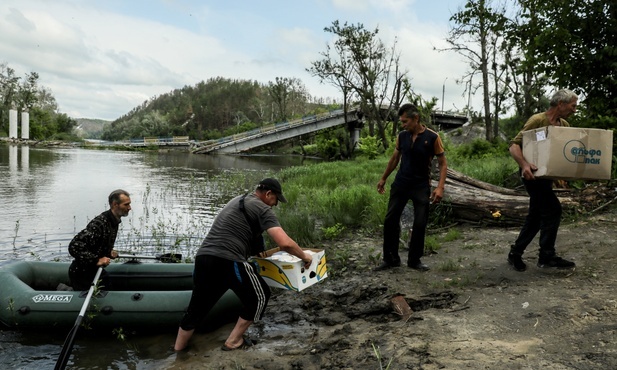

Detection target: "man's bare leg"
[223, 317, 253, 349]
[174, 327, 195, 351]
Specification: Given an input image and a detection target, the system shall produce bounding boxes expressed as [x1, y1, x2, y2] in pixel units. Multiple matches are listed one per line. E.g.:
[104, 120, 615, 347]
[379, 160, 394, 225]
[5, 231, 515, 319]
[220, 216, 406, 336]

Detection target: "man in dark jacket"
[68, 189, 131, 290]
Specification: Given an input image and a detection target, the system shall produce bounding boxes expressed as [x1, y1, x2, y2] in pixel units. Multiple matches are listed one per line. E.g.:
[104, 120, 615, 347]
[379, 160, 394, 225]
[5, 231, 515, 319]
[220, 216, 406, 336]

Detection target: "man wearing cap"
[174, 178, 312, 352]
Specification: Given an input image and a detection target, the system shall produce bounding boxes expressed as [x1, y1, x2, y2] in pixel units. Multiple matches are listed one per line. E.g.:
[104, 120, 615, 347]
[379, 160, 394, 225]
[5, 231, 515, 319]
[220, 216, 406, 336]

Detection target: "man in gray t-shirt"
[196, 191, 279, 261]
[174, 178, 312, 352]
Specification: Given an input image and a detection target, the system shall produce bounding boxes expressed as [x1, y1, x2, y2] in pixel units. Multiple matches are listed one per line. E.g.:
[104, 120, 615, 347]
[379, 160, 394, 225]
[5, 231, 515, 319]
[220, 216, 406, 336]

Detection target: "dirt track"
[170, 209, 617, 370]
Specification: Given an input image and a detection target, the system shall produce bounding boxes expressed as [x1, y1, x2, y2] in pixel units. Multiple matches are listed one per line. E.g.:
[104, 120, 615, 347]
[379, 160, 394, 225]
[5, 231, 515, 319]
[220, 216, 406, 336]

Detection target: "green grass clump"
[424, 235, 440, 253]
[121, 139, 520, 252]
[443, 228, 461, 242]
[439, 259, 461, 272]
[450, 156, 518, 186]
[277, 158, 388, 236]
[446, 139, 518, 186]
[273, 140, 516, 246]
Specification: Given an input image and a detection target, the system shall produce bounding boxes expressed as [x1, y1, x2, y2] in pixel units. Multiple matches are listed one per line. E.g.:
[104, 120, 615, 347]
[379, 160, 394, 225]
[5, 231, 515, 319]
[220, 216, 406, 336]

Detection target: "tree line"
[0, 62, 76, 140]
[100, 76, 336, 141]
[2, 0, 615, 148]
[295, 0, 616, 152]
[445, 0, 616, 140]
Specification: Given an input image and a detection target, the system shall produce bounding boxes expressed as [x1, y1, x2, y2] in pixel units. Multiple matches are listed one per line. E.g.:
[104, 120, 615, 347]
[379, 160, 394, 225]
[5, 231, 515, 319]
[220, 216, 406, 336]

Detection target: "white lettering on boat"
[32, 294, 73, 303]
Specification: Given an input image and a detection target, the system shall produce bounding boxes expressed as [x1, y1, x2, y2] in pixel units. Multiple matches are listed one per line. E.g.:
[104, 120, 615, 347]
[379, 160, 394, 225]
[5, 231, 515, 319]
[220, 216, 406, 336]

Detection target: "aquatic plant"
[6, 298, 16, 326]
[12, 220, 19, 250]
[371, 341, 394, 369]
[103, 152, 514, 258]
[113, 172, 271, 257]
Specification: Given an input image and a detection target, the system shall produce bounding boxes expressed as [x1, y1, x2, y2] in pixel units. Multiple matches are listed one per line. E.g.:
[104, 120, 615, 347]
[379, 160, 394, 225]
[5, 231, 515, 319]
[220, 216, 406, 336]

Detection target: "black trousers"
[382, 184, 431, 265]
[68, 261, 111, 291]
[179, 255, 271, 331]
[510, 178, 561, 258]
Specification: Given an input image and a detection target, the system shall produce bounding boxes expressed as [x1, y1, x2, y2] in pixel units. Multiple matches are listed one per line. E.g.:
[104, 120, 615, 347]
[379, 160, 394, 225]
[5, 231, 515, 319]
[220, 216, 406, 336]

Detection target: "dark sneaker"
[537, 256, 576, 269]
[407, 261, 430, 271]
[508, 253, 527, 272]
[373, 261, 400, 271]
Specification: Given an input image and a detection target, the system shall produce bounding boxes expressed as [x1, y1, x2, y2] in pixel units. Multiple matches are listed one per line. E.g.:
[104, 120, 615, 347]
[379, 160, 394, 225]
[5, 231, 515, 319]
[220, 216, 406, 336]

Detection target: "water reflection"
[9, 144, 18, 172]
[21, 145, 29, 171]
[0, 144, 319, 369]
[7, 145, 28, 188]
[0, 145, 317, 263]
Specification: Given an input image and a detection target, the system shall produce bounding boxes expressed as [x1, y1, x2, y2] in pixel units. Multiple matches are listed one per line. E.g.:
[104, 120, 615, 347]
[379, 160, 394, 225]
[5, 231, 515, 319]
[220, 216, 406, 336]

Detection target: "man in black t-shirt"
[375, 104, 447, 272]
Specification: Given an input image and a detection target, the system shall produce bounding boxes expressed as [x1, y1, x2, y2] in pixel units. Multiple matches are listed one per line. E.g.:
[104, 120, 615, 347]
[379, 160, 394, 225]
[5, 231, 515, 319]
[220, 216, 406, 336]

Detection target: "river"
[0, 143, 318, 369]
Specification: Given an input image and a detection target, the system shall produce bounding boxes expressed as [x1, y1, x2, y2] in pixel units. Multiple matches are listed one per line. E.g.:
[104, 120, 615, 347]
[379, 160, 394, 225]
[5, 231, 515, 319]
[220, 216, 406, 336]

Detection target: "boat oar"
[54, 267, 103, 370]
[117, 253, 183, 263]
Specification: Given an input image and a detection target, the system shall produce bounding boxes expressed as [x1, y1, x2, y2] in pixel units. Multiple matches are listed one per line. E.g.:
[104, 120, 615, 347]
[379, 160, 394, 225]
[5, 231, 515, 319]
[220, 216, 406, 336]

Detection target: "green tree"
[28, 107, 57, 139]
[517, 0, 617, 128]
[446, 0, 509, 141]
[17, 72, 40, 110]
[309, 21, 406, 150]
[55, 113, 76, 134]
[34, 86, 59, 113]
[0, 63, 72, 139]
[500, 3, 548, 123]
[0, 63, 20, 135]
[307, 25, 357, 139]
[268, 77, 308, 122]
[136, 111, 170, 137]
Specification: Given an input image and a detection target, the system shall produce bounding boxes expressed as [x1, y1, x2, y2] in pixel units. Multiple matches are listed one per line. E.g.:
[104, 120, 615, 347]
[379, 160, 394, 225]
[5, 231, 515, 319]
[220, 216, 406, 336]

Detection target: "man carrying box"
[507, 89, 578, 271]
[173, 178, 312, 351]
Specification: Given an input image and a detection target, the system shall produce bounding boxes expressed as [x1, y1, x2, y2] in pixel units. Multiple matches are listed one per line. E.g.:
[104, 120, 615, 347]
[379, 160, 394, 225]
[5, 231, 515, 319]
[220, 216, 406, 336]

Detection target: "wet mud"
[170, 210, 617, 369]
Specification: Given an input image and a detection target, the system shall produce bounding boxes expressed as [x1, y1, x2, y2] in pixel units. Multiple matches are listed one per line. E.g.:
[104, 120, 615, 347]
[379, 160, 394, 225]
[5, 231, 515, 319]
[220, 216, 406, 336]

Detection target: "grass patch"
[118, 139, 520, 253]
[328, 244, 353, 277]
[438, 259, 461, 272]
[431, 273, 482, 289]
[460, 244, 476, 250]
[449, 156, 518, 186]
[443, 228, 461, 242]
[424, 235, 440, 254]
[277, 158, 388, 238]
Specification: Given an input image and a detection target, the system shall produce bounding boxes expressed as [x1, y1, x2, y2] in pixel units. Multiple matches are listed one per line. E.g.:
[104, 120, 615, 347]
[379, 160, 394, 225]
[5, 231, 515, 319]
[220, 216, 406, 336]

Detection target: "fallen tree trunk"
[432, 168, 613, 226]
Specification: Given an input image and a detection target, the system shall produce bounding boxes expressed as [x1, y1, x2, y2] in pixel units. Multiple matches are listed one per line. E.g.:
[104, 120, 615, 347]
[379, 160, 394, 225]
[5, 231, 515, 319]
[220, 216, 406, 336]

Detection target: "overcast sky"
[1, 0, 472, 121]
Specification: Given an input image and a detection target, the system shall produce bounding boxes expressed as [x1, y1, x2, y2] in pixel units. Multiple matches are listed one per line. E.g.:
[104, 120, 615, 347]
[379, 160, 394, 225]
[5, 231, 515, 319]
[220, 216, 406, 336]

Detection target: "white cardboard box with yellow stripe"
[250, 248, 327, 291]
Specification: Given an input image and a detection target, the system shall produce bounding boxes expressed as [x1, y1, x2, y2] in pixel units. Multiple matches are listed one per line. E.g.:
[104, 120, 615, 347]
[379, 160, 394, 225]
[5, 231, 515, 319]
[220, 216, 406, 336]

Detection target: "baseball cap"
[258, 178, 287, 203]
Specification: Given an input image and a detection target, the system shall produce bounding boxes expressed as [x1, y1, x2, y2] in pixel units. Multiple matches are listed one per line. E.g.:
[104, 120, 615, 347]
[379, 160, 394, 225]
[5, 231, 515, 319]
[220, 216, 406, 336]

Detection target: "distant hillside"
[99, 77, 338, 141]
[74, 118, 111, 139]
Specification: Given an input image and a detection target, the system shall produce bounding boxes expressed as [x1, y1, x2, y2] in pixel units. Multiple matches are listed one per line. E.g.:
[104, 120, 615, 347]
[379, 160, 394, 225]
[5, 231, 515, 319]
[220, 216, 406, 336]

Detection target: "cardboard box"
[522, 126, 613, 180]
[250, 248, 327, 291]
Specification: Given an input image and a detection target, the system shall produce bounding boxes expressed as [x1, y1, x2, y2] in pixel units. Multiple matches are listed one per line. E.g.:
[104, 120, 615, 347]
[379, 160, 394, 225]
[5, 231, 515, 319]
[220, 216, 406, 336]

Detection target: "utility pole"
[441, 77, 448, 112]
[467, 77, 473, 120]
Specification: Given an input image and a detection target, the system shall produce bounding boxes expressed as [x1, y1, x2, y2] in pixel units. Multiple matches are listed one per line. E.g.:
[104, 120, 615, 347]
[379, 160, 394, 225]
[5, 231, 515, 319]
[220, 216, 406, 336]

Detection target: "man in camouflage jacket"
[68, 189, 131, 290]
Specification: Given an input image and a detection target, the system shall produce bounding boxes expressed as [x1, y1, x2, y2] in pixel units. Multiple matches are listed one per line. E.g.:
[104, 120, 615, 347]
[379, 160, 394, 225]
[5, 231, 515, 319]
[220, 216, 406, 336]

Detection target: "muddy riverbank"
[169, 208, 617, 370]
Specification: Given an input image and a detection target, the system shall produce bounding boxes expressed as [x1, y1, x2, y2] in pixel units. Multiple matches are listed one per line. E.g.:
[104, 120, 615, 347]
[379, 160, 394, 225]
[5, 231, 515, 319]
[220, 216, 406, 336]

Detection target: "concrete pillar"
[9, 109, 18, 139]
[21, 111, 30, 139]
[351, 128, 361, 150]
